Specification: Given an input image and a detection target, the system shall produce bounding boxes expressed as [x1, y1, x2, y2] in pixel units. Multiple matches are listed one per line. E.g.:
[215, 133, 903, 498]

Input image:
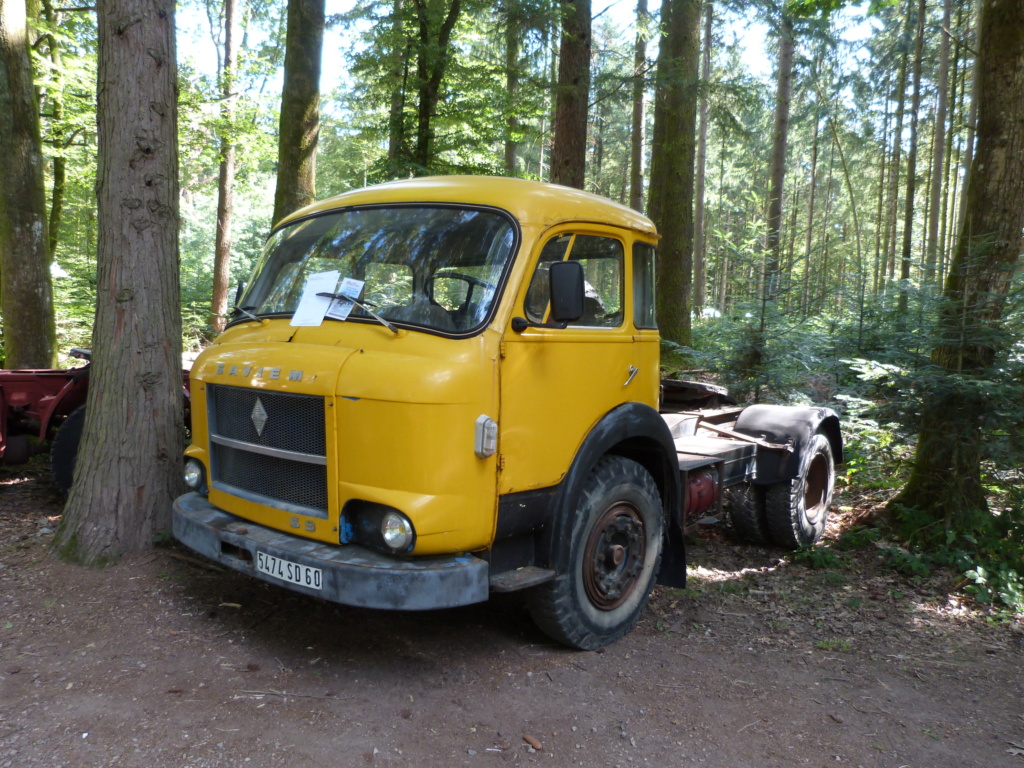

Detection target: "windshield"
[238, 205, 517, 334]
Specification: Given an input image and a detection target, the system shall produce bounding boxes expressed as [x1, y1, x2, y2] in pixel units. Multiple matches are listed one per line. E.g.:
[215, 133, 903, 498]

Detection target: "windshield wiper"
[317, 292, 400, 335]
[231, 305, 261, 323]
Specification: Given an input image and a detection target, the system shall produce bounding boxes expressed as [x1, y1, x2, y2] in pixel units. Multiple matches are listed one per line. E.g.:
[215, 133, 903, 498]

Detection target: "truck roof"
[276, 176, 658, 237]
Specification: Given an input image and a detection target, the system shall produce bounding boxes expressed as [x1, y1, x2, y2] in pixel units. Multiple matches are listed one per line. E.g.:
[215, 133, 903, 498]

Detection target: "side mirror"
[234, 281, 246, 306]
[548, 260, 584, 324]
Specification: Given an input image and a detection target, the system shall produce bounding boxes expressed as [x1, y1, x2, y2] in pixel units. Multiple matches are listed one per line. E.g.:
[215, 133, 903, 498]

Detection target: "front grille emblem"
[251, 398, 268, 437]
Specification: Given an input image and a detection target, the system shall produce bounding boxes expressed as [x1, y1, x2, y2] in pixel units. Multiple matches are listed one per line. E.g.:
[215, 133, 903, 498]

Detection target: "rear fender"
[733, 404, 843, 486]
[37, 367, 90, 440]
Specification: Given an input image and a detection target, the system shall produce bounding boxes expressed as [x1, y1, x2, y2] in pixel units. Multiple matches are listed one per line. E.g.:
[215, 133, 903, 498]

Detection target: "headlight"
[381, 511, 413, 551]
[183, 458, 205, 490]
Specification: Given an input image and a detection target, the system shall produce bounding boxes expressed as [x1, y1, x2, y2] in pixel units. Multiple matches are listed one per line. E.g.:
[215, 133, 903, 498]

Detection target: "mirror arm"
[511, 317, 569, 333]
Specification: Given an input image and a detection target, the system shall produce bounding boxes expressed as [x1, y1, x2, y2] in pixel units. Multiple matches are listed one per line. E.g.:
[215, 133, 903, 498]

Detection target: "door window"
[524, 233, 624, 327]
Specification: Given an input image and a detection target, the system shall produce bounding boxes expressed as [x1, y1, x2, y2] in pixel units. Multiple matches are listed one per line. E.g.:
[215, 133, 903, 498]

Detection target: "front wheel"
[528, 456, 664, 650]
[765, 433, 835, 549]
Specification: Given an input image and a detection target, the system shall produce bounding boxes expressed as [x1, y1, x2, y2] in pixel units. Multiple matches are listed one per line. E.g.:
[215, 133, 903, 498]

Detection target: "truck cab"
[173, 177, 840, 649]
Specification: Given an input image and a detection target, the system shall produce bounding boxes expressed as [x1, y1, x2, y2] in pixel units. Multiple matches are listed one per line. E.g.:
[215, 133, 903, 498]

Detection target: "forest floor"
[1, 459, 1023, 768]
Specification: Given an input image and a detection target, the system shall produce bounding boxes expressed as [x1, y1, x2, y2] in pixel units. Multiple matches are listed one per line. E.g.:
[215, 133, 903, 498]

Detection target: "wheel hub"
[583, 503, 646, 610]
[803, 453, 830, 525]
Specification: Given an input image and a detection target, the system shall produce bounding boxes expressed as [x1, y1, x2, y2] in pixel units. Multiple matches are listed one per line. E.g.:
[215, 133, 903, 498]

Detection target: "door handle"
[624, 365, 639, 387]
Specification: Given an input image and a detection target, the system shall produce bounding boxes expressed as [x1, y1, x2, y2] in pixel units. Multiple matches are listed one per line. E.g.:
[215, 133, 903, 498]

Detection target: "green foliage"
[879, 546, 931, 578]
[814, 637, 852, 652]
[792, 545, 845, 569]
[833, 524, 881, 551]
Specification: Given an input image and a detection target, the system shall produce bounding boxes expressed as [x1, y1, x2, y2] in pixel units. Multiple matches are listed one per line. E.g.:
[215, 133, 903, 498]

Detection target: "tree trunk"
[272, 0, 324, 225]
[955, 2, 980, 241]
[892, 0, 1024, 524]
[628, 0, 647, 211]
[897, 0, 926, 314]
[872, 76, 889, 295]
[504, 0, 521, 175]
[211, 0, 239, 333]
[40, 0, 65, 261]
[54, 0, 183, 564]
[691, 0, 711, 314]
[411, 0, 460, 172]
[883, 8, 913, 293]
[645, 0, 671, 227]
[803, 102, 819, 314]
[923, 0, 952, 285]
[0, 0, 56, 368]
[387, 0, 407, 173]
[647, 0, 699, 345]
[549, 0, 590, 189]
[763, 12, 794, 303]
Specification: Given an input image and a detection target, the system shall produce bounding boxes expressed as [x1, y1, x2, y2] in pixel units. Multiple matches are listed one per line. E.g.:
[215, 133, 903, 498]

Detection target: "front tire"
[765, 433, 835, 549]
[528, 456, 664, 650]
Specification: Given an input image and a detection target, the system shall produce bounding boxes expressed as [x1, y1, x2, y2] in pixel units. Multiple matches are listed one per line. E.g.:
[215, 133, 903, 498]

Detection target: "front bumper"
[172, 492, 489, 610]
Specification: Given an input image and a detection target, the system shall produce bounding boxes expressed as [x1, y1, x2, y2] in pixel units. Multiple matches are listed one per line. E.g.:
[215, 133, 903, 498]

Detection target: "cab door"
[498, 226, 640, 496]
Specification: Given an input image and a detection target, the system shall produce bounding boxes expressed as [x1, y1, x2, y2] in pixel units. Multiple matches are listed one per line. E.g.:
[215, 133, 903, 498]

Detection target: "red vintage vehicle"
[0, 349, 190, 493]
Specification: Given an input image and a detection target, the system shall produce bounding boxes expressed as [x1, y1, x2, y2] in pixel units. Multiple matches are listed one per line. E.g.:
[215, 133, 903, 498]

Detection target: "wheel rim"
[803, 453, 831, 525]
[582, 502, 646, 611]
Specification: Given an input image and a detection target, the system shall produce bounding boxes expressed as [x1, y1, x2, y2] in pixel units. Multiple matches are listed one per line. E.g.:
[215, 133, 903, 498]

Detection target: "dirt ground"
[2, 460, 1023, 768]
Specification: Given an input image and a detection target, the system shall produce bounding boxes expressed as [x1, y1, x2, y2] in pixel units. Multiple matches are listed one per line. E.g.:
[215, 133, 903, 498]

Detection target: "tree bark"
[892, 0, 1024, 524]
[0, 0, 56, 368]
[691, 0, 711, 314]
[550, 0, 590, 189]
[272, 0, 324, 225]
[647, 0, 699, 345]
[628, 0, 647, 211]
[54, 0, 183, 564]
[763, 12, 794, 302]
[211, 0, 239, 333]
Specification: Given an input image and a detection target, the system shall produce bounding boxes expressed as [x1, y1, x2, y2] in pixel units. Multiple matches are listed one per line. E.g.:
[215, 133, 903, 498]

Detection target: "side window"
[633, 242, 657, 329]
[525, 235, 571, 323]
[570, 235, 623, 328]
[524, 233, 624, 327]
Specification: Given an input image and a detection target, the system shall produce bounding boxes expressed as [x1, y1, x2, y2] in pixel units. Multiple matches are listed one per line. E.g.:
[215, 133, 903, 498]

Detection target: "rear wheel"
[725, 482, 768, 544]
[50, 406, 86, 495]
[528, 456, 663, 650]
[765, 433, 835, 549]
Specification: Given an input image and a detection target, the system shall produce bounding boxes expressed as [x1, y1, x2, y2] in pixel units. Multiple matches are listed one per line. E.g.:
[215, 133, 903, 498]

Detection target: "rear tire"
[765, 433, 835, 549]
[50, 406, 86, 495]
[528, 456, 663, 650]
[725, 482, 768, 544]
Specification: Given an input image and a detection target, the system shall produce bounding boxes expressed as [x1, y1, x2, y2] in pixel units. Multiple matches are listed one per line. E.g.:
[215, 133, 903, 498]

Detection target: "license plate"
[256, 551, 323, 591]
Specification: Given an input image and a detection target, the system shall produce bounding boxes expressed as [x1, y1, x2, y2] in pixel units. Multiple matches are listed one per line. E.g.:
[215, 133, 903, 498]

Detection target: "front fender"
[733, 404, 843, 485]
[542, 402, 685, 586]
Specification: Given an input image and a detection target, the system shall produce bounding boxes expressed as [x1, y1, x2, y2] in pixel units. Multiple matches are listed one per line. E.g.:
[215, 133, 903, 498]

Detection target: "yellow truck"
[172, 176, 842, 649]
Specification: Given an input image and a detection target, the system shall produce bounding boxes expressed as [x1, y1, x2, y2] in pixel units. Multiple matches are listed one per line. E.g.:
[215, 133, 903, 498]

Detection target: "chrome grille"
[208, 385, 326, 454]
[211, 443, 328, 512]
[207, 384, 328, 514]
